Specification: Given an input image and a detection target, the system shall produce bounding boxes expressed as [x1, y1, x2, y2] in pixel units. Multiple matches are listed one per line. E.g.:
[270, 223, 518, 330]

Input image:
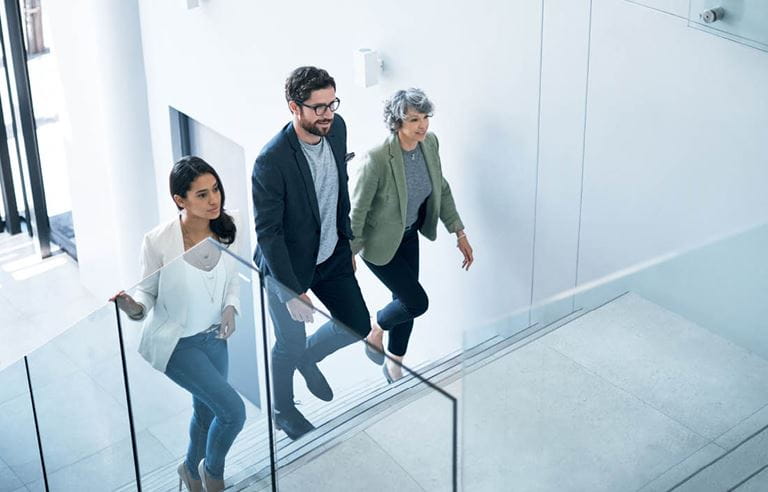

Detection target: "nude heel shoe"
[198, 459, 225, 492]
[177, 462, 202, 492]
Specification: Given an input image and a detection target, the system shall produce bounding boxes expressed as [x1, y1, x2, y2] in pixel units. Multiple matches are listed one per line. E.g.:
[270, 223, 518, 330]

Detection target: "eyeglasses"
[297, 97, 341, 116]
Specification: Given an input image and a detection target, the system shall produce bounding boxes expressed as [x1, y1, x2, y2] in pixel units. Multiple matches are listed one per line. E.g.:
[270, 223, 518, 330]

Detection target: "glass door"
[16, 0, 75, 258]
[0, 0, 68, 259]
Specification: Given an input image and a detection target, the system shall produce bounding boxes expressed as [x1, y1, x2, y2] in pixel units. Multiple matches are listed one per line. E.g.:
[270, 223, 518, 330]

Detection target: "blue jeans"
[164, 329, 246, 480]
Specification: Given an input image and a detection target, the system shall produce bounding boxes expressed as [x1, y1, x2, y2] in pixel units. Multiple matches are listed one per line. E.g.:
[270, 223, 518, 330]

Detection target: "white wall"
[530, 0, 768, 326]
[44, 0, 157, 298]
[576, 0, 768, 284]
[531, 0, 592, 324]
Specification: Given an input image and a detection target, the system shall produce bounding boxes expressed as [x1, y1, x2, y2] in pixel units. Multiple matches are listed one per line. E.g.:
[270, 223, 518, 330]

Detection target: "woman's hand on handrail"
[109, 291, 145, 320]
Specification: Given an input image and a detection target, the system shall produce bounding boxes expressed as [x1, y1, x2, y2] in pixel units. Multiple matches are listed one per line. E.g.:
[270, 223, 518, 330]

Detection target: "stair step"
[668, 425, 768, 491]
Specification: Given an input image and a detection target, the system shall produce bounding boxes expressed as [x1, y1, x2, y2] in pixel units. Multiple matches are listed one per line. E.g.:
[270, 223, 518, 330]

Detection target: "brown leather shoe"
[198, 459, 225, 492]
[177, 462, 202, 492]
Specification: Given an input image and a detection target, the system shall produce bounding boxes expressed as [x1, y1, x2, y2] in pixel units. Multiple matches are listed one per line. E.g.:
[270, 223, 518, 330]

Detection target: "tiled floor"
[0, 233, 99, 372]
[459, 293, 768, 491]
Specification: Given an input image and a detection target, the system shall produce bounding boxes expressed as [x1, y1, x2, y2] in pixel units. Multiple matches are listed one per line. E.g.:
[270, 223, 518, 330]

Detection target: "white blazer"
[133, 212, 242, 372]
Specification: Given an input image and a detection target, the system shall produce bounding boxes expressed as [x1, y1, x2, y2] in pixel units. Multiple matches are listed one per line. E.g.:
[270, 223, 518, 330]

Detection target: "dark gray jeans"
[266, 239, 370, 411]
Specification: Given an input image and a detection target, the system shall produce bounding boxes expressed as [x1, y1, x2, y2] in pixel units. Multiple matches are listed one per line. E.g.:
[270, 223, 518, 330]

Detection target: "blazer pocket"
[365, 216, 378, 227]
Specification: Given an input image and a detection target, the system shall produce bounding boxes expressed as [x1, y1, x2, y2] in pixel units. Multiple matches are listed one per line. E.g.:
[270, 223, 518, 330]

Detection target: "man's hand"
[286, 293, 315, 323]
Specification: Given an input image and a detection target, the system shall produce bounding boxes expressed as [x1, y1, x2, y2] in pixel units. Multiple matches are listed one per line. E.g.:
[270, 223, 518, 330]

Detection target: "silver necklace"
[199, 268, 217, 303]
[181, 224, 214, 265]
[405, 148, 418, 161]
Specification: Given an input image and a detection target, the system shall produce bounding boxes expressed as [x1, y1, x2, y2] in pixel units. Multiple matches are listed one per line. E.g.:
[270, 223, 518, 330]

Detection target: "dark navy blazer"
[252, 115, 353, 295]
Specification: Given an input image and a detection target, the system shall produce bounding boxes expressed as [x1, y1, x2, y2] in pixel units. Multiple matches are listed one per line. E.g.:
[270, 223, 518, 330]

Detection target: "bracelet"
[456, 232, 467, 241]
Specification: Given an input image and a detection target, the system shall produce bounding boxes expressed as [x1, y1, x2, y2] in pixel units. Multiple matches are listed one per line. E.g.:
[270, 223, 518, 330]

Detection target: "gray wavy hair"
[383, 88, 434, 133]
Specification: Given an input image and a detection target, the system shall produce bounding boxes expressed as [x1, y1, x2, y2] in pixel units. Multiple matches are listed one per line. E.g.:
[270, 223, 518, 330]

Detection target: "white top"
[132, 213, 242, 372]
[180, 259, 226, 338]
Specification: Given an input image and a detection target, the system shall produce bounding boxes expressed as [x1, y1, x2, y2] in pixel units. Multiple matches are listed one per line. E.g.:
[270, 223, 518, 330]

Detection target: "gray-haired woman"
[350, 88, 474, 382]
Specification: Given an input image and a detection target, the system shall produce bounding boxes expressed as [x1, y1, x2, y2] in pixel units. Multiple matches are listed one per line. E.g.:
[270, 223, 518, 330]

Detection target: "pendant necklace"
[182, 224, 213, 268]
[200, 268, 217, 303]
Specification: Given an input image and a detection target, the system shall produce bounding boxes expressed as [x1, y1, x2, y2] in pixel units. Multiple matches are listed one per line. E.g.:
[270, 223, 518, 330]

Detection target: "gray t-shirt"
[299, 137, 339, 264]
[402, 146, 433, 228]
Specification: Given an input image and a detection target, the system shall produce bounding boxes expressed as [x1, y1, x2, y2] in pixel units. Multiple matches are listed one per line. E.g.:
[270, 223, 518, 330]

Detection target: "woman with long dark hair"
[112, 156, 244, 492]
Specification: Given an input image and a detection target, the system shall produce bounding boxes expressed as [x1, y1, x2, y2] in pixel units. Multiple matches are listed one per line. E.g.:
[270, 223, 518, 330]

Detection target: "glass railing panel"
[24, 302, 137, 491]
[569, 223, 768, 490]
[259, 268, 458, 491]
[118, 238, 273, 491]
[0, 358, 45, 491]
[463, 222, 768, 490]
[573, 223, 768, 357]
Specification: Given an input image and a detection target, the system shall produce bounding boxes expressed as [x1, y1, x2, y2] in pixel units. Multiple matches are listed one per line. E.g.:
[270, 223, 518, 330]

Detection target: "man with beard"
[252, 66, 371, 439]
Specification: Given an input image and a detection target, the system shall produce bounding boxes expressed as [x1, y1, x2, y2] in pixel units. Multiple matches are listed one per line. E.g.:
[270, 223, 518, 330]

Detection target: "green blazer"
[350, 132, 464, 265]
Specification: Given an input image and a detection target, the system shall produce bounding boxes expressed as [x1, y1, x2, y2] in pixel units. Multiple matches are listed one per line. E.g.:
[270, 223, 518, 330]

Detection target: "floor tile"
[0, 295, 22, 328]
[0, 360, 29, 406]
[1, 259, 93, 321]
[277, 432, 424, 492]
[543, 293, 768, 439]
[0, 392, 44, 483]
[0, 460, 24, 492]
[669, 427, 768, 491]
[0, 317, 49, 373]
[31, 370, 132, 472]
[39, 298, 112, 368]
[462, 342, 708, 492]
[147, 407, 194, 458]
[736, 466, 768, 492]
[24, 481, 43, 492]
[0, 235, 103, 368]
[715, 403, 768, 450]
[45, 430, 173, 491]
[366, 391, 455, 491]
[23, 341, 80, 392]
[637, 443, 726, 492]
[90, 351, 191, 431]
[10, 459, 43, 488]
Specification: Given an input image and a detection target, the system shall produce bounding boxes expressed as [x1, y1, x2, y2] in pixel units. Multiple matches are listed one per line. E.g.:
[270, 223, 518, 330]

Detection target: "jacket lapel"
[326, 125, 346, 192]
[286, 125, 321, 226]
[388, 134, 407, 224]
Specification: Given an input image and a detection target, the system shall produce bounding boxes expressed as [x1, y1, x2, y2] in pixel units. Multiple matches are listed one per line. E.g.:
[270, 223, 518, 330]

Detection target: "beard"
[301, 117, 333, 137]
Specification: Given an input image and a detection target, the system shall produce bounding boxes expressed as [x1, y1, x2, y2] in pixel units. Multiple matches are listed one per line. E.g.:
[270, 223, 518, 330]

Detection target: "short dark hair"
[285, 66, 336, 103]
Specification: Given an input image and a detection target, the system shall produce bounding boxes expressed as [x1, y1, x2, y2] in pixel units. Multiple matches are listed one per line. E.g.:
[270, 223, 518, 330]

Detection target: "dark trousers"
[364, 226, 428, 357]
[266, 239, 370, 410]
[164, 330, 246, 480]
